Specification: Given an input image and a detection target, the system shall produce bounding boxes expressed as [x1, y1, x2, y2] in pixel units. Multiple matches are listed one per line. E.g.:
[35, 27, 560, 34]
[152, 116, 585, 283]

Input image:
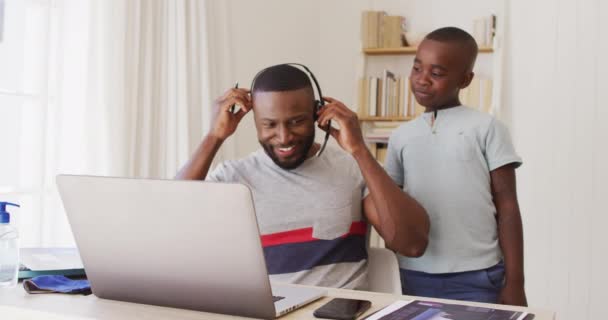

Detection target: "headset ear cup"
[313, 100, 321, 121]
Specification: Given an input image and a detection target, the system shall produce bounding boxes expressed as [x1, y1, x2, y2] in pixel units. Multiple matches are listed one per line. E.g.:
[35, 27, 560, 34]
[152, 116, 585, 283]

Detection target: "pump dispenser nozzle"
[0, 202, 20, 224]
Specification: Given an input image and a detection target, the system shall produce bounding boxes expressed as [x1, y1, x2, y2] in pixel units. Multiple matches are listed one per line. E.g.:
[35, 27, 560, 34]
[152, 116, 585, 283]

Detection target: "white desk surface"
[0, 283, 555, 320]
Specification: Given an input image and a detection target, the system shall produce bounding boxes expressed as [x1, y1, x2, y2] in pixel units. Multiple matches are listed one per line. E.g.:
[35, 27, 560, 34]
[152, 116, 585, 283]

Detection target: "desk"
[0, 284, 555, 319]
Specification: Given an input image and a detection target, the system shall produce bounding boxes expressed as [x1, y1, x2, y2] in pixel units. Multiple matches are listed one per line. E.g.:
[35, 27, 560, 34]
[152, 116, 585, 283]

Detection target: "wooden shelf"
[363, 46, 494, 55]
[358, 116, 414, 121]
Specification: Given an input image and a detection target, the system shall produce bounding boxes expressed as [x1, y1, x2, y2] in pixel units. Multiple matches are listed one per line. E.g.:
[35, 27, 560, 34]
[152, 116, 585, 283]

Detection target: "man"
[177, 64, 429, 289]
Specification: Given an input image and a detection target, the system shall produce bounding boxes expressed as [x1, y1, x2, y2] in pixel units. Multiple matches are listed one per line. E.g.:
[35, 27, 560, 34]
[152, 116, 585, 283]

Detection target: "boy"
[384, 27, 527, 306]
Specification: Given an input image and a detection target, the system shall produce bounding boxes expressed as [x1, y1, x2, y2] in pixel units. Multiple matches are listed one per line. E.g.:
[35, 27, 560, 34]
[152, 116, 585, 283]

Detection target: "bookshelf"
[357, 10, 502, 165]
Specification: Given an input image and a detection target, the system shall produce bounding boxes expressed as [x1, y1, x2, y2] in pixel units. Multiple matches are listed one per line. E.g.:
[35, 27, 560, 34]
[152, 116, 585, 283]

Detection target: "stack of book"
[459, 77, 494, 113]
[361, 11, 407, 49]
[359, 71, 494, 118]
[358, 69, 424, 119]
[364, 121, 399, 143]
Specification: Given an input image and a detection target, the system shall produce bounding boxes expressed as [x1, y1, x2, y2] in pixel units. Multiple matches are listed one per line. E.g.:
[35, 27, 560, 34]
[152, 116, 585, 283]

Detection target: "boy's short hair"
[425, 27, 478, 71]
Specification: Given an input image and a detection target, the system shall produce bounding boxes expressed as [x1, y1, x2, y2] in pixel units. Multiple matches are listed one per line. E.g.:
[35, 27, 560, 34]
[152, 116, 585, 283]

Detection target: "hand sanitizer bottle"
[0, 202, 20, 288]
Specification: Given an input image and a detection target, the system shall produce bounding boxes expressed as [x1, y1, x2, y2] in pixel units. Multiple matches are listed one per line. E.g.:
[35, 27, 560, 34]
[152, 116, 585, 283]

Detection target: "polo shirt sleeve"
[384, 131, 405, 186]
[485, 118, 523, 171]
[206, 162, 230, 182]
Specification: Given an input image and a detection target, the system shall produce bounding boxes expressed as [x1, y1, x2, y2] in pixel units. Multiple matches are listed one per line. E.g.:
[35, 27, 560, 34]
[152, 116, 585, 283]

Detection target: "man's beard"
[260, 134, 315, 170]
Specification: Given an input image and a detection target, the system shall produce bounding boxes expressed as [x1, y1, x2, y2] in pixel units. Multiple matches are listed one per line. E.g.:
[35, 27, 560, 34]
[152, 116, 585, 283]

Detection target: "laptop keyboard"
[272, 296, 285, 302]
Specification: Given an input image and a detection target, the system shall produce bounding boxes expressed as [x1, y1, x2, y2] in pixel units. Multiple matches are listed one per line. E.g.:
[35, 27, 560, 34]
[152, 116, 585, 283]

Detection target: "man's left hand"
[498, 282, 528, 306]
[316, 96, 367, 155]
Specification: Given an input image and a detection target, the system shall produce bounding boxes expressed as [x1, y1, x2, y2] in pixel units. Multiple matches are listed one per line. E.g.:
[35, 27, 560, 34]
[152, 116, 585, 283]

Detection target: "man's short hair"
[251, 64, 313, 97]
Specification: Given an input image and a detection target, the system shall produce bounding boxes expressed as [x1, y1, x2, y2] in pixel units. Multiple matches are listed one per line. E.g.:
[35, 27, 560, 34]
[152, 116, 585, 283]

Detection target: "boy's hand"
[498, 282, 528, 306]
[210, 87, 252, 140]
[316, 96, 367, 155]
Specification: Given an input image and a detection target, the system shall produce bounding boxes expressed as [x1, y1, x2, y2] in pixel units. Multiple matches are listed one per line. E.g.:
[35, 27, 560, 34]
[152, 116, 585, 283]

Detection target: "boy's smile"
[410, 39, 475, 111]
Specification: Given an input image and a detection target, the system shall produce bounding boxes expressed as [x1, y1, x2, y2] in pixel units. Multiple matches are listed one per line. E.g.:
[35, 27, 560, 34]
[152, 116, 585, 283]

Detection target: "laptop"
[56, 175, 325, 319]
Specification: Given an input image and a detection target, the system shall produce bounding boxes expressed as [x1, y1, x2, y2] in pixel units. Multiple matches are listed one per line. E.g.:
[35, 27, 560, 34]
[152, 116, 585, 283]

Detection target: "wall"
[207, 0, 322, 159]
[503, 1, 608, 319]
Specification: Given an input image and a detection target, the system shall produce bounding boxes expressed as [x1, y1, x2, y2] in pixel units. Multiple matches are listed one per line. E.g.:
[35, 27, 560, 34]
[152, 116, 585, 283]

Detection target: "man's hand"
[316, 96, 367, 155]
[210, 87, 253, 140]
[317, 96, 430, 256]
[498, 282, 528, 306]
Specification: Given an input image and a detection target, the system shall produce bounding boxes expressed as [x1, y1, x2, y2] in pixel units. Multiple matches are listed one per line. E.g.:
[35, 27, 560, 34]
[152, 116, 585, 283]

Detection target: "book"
[376, 78, 384, 117]
[365, 125, 393, 144]
[358, 77, 370, 116]
[376, 146, 388, 163]
[18, 247, 85, 279]
[375, 11, 386, 48]
[361, 11, 385, 48]
[480, 78, 493, 113]
[369, 77, 378, 117]
[361, 11, 371, 48]
[365, 300, 530, 320]
[399, 78, 405, 115]
[458, 77, 492, 112]
[391, 76, 399, 117]
[381, 15, 405, 48]
[468, 78, 481, 109]
[382, 69, 397, 117]
[402, 77, 411, 116]
[370, 11, 386, 48]
[459, 78, 480, 109]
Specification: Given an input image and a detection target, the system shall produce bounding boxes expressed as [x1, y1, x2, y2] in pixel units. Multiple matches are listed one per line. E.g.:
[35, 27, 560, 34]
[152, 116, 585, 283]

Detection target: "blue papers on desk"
[23, 275, 91, 295]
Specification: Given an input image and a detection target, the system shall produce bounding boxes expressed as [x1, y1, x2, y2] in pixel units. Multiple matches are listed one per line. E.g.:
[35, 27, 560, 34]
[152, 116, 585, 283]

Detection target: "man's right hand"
[210, 87, 253, 140]
[176, 87, 252, 180]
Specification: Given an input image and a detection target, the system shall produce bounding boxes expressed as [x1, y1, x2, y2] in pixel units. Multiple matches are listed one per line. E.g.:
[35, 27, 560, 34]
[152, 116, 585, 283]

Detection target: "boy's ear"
[459, 72, 475, 89]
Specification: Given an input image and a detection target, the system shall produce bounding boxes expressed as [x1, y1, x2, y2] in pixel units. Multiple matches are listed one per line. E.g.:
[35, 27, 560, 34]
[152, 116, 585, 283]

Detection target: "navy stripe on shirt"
[263, 234, 367, 275]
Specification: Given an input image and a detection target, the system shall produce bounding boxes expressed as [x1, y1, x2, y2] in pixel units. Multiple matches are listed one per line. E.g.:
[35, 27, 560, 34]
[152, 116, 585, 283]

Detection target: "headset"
[249, 63, 330, 156]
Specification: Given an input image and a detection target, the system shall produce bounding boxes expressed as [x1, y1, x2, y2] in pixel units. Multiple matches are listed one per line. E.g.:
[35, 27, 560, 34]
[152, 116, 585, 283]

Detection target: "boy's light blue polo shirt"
[384, 106, 522, 273]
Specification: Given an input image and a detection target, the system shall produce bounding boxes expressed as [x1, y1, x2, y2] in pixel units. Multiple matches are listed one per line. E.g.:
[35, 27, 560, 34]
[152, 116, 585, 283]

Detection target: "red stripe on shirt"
[261, 221, 367, 247]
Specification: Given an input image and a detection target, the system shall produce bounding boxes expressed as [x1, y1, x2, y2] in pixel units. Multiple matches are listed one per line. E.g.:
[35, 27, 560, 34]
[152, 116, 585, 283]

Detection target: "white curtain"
[82, 0, 211, 178]
[0, 0, 213, 247]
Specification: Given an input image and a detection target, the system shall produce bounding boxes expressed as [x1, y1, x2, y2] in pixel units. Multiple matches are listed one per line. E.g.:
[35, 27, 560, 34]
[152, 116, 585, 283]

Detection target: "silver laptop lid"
[56, 175, 276, 319]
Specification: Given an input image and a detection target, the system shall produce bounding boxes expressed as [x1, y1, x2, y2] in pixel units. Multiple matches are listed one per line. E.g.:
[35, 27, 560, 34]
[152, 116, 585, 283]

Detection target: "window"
[0, 0, 71, 246]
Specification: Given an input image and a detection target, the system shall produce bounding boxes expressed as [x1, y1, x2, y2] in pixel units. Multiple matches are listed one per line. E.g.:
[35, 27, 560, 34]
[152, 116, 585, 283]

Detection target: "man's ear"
[459, 71, 475, 89]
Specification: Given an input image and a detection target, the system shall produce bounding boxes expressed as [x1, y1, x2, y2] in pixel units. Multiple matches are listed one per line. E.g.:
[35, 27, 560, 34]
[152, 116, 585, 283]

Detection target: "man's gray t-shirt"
[384, 106, 522, 273]
[207, 145, 369, 289]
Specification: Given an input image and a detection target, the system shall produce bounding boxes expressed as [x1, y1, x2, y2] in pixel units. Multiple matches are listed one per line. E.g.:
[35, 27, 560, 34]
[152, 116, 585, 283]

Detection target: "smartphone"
[313, 298, 372, 320]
